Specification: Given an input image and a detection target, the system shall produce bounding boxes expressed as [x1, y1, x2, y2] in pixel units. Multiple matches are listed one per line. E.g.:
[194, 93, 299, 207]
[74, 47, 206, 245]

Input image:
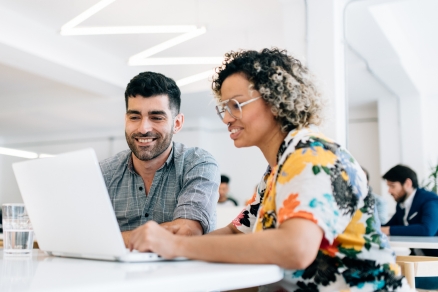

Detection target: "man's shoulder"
[99, 149, 131, 173]
[417, 188, 438, 202]
[173, 142, 217, 164]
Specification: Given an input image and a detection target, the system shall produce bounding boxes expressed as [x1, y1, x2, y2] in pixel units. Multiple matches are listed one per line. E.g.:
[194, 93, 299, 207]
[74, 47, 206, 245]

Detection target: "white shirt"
[400, 189, 417, 226]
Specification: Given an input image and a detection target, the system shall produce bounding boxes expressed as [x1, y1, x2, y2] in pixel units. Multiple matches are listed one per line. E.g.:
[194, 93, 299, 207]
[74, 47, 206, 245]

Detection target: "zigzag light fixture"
[60, 0, 197, 35]
[60, 0, 222, 85]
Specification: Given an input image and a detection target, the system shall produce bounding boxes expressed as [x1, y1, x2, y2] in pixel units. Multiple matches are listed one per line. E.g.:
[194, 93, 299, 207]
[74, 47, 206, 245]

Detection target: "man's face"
[125, 95, 181, 161]
[386, 181, 407, 203]
[219, 183, 229, 201]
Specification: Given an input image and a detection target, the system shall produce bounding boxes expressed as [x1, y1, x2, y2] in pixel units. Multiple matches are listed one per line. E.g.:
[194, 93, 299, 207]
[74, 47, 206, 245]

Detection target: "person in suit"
[381, 164, 438, 256]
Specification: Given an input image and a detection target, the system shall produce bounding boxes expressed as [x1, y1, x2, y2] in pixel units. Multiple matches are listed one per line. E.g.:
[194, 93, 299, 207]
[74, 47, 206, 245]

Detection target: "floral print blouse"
[232, 127, 410, 292]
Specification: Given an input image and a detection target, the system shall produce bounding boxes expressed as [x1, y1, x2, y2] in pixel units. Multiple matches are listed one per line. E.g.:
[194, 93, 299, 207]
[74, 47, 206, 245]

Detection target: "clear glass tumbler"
[2, 204, 33, 254]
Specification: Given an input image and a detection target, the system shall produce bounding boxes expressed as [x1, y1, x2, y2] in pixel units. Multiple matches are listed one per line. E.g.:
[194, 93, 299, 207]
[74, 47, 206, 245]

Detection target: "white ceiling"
[346, 0, 438, 109]
[0, 0, 436, 142]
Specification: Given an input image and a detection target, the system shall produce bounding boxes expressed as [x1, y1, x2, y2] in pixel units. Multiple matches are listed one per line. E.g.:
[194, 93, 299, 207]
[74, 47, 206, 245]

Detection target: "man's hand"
[381, 226, 390, 235]
[121, 231, 132, 247]
[129, 221, 180, 259]
[160, 219, 203, 236]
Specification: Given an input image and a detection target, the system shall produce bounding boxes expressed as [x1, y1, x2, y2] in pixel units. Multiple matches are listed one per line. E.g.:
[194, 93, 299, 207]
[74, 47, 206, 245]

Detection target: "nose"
[138, 118, 153, 133]
[222, 109, 236, 125]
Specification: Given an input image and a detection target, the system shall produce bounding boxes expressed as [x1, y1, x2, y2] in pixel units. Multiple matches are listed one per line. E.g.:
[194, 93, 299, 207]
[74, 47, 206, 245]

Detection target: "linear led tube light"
[129, 57, 223, 66]
[176, 70, 215, 87]
[129, 27, 207, 62]
[61, 0, 116, 31]
[61, 25, 198, 35]
[60, 0, 198, 36]
[0, 147, 38, 159]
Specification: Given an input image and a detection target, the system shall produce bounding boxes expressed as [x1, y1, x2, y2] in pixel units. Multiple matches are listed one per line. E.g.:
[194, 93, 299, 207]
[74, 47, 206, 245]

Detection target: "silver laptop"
[12, 148, 164, 262]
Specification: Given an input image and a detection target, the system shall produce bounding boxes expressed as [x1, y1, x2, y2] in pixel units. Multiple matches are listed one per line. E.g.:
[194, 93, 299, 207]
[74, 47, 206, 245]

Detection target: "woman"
[129, 48, 409, 291]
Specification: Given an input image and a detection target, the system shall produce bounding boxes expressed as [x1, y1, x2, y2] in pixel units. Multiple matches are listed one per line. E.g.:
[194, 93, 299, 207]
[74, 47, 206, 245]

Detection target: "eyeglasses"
[215, 96, 261, 121]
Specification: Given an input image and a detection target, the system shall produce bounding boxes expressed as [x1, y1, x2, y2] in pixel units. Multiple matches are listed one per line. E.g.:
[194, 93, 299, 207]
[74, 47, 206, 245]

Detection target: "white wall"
[423, 97, 438, 168]
[348, 105, 381, 193]
[420, 97, 438, 190]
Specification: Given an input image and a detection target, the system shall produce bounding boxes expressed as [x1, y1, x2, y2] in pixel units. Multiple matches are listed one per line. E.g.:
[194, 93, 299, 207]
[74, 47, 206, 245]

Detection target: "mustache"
[131, 132, 160, 139]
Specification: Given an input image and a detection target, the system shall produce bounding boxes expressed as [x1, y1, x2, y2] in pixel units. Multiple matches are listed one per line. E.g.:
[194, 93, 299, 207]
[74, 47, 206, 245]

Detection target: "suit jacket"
[384, 188, 438, 236]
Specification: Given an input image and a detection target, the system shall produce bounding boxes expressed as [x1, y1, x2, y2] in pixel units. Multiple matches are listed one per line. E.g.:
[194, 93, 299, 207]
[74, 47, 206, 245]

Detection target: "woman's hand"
[128, 221, 180, 259]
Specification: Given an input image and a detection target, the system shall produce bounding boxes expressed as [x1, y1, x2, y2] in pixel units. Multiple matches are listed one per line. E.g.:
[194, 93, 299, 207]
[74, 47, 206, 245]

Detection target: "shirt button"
[139, 186, 143, 191]
[145, 213, 149, 217]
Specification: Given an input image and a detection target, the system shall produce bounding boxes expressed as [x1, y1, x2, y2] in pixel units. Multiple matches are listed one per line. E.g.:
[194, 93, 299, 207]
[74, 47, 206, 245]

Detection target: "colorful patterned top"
[232, 127, 409, 292]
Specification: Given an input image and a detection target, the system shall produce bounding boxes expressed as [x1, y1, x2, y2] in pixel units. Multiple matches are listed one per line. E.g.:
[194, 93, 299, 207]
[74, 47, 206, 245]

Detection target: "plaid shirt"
[99, 142, 220, 233]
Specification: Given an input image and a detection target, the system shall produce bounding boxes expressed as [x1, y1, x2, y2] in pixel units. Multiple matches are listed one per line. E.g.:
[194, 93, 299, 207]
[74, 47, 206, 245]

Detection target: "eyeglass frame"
[215, 96, 261, 121]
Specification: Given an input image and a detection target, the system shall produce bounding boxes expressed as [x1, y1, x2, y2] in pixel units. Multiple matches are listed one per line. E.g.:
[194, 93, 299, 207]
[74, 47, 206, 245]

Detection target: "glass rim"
[216, 99, 242, 120]
[2, 203, 26, 207]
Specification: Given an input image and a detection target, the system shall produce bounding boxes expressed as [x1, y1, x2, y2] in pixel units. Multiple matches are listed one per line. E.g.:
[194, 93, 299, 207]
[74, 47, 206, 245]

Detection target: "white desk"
[0, 250, 283, 292]
[389, 236, 438, 249]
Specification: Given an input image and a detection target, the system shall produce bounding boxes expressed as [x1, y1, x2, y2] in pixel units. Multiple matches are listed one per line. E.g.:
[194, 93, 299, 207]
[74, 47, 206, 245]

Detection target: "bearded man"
[100, 72, 220, 246]
[381, 164, 438, 256]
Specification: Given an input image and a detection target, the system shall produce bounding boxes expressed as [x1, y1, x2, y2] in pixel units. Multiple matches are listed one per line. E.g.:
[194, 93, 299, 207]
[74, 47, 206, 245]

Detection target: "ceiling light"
[176, 70, 215, 87]
[129, 57, 223, 66]
[0, 147, 38, 159]
[61, 25, 198, 35]
[61, 0, 116, 31]
[60, 1, 214, 67]
[129, 27, 207, 62]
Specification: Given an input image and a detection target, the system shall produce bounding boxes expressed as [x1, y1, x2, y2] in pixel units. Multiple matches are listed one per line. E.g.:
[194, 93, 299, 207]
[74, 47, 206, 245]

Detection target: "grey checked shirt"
[99, 142, 220, 233]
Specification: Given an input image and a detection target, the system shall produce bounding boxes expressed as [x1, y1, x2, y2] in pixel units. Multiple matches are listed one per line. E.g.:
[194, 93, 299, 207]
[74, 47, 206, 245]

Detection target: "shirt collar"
[127, 143, 174, 174]
[276, 125, 321, 164]
[400, 188, 417, 209]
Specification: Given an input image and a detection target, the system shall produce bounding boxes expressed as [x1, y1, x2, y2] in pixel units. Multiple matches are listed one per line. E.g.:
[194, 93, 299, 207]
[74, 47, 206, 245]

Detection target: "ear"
[173, 113, 184, 134]
[403, 178, 413, 189]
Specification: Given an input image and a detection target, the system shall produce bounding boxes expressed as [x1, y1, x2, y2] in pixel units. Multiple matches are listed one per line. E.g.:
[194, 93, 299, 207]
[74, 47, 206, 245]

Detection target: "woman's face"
[220, 73, 279, 148]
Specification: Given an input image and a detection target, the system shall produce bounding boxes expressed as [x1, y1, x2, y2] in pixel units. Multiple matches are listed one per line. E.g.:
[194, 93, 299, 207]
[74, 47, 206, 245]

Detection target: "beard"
[125, 128, 173, 161]
[395, 190, 408, 203]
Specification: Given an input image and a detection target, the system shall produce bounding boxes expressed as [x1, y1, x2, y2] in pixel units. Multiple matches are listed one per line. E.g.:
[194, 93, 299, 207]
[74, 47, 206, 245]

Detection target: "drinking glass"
[2, 204, 33, 254]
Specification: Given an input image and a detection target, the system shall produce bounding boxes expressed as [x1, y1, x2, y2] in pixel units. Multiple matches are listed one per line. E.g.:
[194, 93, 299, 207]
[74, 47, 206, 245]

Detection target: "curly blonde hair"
[212, 48, 323, 132]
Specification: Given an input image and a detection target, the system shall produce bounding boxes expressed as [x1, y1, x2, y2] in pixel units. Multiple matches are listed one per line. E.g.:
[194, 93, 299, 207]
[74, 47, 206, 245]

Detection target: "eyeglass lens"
[217, 99, 242, 120]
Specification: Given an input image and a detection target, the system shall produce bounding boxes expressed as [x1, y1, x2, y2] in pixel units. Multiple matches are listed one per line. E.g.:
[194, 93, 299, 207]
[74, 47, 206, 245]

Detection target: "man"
[218, 175, 238, 206]
[100, 72, 220, 246]
[381, 164, 438, 256]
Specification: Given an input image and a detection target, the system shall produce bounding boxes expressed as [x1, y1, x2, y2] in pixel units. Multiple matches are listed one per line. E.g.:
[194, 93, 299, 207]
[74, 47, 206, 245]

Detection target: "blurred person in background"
[381, 164, 438, 256]
[362, 166, 388, 224]
[128, 48, 409, 291]
[218, 174, 238, 207]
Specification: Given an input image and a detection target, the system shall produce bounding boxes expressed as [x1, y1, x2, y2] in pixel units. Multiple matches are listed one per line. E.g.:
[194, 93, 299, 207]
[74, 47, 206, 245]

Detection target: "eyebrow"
[126, 109, 141, 115]
[149, 110, 168, 116]
[126, 109, 168, 116]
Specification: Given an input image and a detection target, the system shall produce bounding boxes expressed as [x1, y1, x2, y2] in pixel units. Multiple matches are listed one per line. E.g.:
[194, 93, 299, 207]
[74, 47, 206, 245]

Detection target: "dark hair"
[382, 164, 418, 188]
[212, 48, 322, 132]
[220, 175, 230, 184]
[361, 167, 370, 182]
[125, 72, 181, 116]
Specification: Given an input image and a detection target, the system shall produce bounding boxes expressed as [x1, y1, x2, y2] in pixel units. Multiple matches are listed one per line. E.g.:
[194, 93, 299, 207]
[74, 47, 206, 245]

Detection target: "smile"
[136, 138, 156, 143]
